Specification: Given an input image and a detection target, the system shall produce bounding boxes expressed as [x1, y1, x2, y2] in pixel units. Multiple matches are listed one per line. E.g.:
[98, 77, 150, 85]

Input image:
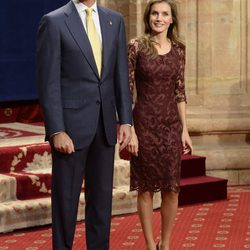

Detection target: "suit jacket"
[36, 1, 132, 149]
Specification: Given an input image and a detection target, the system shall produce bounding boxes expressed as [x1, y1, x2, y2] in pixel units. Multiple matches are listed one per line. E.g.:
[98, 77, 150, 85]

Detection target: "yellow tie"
[86, 8, 102, 76]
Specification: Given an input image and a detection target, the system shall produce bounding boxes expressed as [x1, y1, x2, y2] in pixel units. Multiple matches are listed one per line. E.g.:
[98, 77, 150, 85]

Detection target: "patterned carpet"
[0, 123, 45, 146]
[0, 122, 228, 234]
[0, 185, 249, 250]
[0, 123, 161, 233]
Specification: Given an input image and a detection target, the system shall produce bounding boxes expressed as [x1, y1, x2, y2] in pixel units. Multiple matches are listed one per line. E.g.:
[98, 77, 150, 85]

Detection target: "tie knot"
[85, 8, 93, 16]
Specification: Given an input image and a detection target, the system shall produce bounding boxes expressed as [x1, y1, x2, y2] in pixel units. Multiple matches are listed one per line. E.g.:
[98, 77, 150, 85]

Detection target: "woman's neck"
[152, 32, 169, 47]
[151, 32, 171, 55]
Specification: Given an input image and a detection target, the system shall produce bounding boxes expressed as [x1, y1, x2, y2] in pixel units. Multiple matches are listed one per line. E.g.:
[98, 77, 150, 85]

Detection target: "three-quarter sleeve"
[175, 45, 187, 103]
[128, 39, 139, 104]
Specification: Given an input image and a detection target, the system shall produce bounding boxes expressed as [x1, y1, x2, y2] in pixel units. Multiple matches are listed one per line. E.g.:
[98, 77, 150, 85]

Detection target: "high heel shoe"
[156, 242, 160, 250]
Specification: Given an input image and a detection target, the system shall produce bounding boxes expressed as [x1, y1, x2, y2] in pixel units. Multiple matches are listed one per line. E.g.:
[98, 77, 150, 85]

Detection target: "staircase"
[120, 151, 228, 206]
[0, 143, 158, 233]
[0, 123, 227, 233]
[179, 154, 227, 205]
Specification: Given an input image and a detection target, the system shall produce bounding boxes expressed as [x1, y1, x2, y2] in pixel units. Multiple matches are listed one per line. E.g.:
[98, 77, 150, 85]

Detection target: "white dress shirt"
[72, 0, 102, 44]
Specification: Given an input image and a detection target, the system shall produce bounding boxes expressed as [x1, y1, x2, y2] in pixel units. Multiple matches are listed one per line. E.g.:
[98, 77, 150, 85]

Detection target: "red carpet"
[0, 127, 43, 139]
[0, 101, 43, 124]
[0, 185, 249, 250]
[0, 122, 227, 233]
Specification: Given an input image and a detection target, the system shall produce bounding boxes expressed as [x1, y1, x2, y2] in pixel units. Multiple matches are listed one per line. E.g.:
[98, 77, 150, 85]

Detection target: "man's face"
[79, 0, 96, 6]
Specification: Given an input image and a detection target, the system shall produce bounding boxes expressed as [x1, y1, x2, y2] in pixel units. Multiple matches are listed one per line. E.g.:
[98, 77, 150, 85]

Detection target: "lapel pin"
[109, 21, 112, 26]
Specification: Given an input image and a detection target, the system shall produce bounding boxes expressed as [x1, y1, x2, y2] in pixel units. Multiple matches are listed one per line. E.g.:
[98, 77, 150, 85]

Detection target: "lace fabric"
[128, 38, 186, 193]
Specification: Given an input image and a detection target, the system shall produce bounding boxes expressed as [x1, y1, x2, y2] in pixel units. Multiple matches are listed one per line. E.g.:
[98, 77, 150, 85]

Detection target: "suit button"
[96, 100, 101, 105]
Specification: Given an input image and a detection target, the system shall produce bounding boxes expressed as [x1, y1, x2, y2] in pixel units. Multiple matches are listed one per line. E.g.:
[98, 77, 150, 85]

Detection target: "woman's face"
[149, 2, 173, 35]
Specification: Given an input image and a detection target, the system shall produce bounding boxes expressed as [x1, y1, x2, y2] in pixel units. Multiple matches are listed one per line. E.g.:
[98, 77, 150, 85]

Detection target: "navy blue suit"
[36, 1, 132, 249]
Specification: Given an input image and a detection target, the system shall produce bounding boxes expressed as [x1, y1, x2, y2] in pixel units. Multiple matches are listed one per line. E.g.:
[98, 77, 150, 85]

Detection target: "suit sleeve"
[36, 15, 65, 138]
[114, 15, 133, 125]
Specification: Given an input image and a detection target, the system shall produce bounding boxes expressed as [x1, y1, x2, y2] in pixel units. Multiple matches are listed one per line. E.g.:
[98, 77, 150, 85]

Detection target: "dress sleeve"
[128, 39, 139, 104]
[175, 46, 187, 103]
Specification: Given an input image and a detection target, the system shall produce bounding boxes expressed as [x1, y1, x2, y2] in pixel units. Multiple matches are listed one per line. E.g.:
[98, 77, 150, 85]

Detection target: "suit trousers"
[51, 113, 115, 250]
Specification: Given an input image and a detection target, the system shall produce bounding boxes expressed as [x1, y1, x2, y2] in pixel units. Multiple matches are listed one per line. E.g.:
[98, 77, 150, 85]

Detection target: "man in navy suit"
[36, 0, 132, 249]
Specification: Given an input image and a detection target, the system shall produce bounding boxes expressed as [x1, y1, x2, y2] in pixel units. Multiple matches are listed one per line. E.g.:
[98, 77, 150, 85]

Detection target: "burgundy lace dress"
[128, 38, 186, 193]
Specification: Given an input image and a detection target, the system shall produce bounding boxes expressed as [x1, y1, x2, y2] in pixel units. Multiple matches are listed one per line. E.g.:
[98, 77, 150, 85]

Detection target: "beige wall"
[99, 0, 250, 184]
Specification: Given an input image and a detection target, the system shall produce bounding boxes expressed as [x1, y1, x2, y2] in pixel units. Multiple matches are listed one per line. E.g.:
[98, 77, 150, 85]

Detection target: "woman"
[127, 1, 193, 250]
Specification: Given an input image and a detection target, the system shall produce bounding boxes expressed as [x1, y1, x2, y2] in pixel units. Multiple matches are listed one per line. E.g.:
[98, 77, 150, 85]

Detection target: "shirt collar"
[72, 0, 98, 13]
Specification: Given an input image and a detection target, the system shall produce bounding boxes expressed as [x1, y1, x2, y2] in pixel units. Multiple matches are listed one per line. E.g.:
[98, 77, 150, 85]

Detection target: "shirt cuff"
[50, 131, 64, 138]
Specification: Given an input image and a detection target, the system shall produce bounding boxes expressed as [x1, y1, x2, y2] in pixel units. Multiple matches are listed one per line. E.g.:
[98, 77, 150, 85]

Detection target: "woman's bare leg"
[159, 191, 179, 250]
[137, 191, 156, 250]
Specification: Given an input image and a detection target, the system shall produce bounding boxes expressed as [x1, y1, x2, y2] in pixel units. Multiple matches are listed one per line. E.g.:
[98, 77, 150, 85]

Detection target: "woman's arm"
[177, 101, 193, 154]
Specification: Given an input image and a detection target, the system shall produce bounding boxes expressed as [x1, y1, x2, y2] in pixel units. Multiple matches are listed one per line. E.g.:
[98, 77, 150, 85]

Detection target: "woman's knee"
[161, 191, 179, 203]
[138, 191, 154, 202]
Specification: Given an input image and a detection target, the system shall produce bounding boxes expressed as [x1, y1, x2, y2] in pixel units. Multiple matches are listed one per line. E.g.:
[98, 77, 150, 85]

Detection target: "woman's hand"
[182, 129, 193, 154]
[126, 127, 139, 156]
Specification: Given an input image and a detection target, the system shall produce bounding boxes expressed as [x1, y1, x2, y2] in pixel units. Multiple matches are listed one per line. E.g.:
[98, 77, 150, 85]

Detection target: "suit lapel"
[64, 2, 99, 78]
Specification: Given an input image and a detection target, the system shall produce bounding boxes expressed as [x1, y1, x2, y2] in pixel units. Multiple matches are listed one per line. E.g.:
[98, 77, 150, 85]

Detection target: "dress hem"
[130, 185, 180, 194]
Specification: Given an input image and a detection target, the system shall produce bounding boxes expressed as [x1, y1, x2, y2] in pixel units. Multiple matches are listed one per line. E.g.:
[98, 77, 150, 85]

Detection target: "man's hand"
[52, 132, 75, 154]
[118, 124, 132, 152]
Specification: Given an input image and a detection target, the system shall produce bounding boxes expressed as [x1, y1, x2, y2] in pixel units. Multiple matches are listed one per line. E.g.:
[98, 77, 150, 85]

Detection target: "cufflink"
[109, 21, 112, 25]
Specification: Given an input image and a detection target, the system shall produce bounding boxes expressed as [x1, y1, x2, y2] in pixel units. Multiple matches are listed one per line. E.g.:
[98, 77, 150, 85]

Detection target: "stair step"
[119, 150, 206, 179]
[181, 154, 206, 178]
[0, 174, 16, 202]
[7, 171, 52, 200]
[0, 123, 228, 233]
[0, 170, 52, 201]
[179, 176, 228, 205]
[0, 186, 160, 233]
[0, 143, 206, 179]
[0, 158, 215, 201]
[0, 175, 227, 232]
[113, 160, 130, 187]
[0, 143, 51, 173]
[0, 159, 131, 201]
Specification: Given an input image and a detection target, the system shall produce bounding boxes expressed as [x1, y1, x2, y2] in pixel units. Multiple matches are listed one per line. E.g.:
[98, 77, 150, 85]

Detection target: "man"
[36, 0, 132, 249]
